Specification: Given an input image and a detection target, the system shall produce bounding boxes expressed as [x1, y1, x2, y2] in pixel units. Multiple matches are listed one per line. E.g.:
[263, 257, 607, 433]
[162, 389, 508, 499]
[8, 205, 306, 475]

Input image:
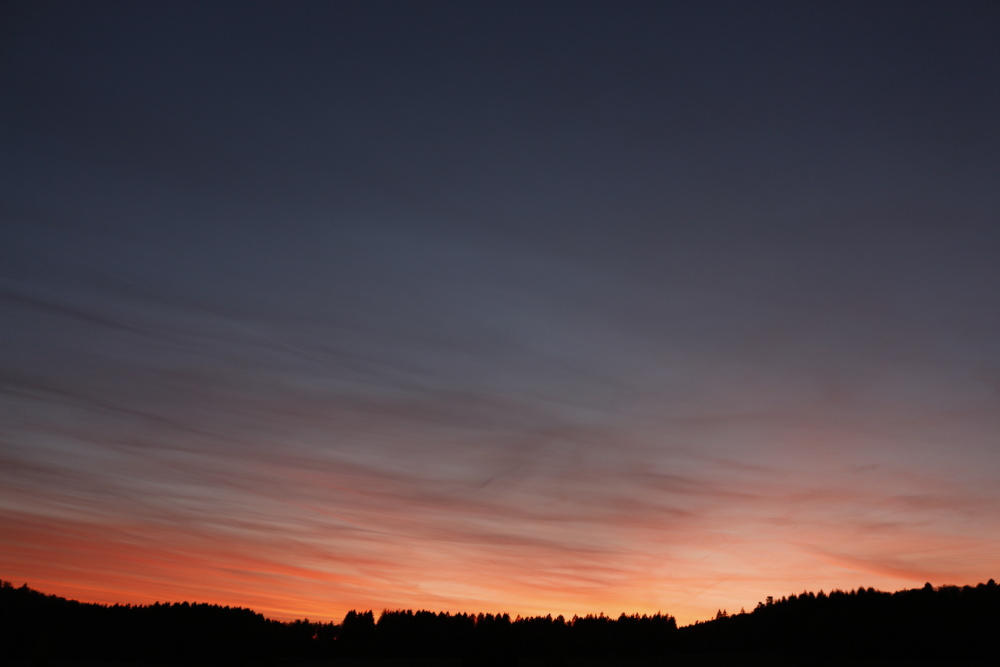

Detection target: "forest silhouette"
[2, 578, 997, 665]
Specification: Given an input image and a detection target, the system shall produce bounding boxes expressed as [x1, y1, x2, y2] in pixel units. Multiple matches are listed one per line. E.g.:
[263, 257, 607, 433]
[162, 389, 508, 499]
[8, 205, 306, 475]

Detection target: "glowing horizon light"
[2, 0, 997, 633]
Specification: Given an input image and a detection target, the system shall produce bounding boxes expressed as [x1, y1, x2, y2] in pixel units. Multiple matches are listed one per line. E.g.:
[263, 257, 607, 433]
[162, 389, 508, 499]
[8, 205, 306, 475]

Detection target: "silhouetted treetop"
[2, 579, 998, 664]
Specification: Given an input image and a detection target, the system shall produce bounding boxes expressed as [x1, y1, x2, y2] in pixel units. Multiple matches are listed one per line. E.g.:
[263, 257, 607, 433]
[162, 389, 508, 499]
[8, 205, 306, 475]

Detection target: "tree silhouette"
[2, 578, 998, 664]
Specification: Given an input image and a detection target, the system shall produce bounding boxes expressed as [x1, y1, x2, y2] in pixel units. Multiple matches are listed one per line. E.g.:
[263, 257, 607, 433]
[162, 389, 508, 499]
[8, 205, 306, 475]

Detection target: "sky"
[2, 1, 999, 626]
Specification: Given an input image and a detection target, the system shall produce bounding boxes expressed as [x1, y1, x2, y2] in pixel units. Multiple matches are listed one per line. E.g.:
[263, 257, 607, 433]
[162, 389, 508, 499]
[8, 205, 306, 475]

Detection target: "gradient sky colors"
[2, 2, 999, 626]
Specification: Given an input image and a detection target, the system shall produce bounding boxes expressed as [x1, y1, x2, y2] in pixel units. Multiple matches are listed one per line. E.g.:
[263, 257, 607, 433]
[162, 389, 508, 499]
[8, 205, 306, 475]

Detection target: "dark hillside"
[2, 579, 997, 665]
[678, 580, 1000, 662]
[0, 580, 332, 664]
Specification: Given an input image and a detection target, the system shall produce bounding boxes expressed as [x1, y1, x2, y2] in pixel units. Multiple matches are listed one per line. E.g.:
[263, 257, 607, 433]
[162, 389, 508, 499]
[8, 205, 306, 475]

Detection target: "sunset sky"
[2, 1, 998, 626]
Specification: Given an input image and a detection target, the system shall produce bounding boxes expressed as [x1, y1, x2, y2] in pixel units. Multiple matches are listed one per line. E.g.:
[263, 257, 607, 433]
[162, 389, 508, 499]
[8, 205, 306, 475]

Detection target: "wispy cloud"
[3, 1, 998, 627]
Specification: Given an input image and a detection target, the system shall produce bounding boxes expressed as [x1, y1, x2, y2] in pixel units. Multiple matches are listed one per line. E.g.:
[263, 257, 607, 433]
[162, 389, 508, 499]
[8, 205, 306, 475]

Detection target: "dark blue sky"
[2, 1, 999, 623]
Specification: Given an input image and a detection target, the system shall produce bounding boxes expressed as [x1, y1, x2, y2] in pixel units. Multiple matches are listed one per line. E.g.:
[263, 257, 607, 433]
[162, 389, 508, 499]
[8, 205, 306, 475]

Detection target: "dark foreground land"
[10, 657, 999, 667]
[3, 579, 998, 666]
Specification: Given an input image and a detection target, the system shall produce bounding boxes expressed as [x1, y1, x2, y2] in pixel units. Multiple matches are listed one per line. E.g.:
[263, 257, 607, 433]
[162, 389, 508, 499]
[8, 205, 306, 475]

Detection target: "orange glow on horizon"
[4, 0, 999, 642]
[4, 465, 996, 628]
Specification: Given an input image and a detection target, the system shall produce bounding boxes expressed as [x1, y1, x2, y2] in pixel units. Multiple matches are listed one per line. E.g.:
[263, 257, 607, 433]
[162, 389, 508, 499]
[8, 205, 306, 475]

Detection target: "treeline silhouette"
[2, 578, 997, 665]
[681, 580, 999, 663]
